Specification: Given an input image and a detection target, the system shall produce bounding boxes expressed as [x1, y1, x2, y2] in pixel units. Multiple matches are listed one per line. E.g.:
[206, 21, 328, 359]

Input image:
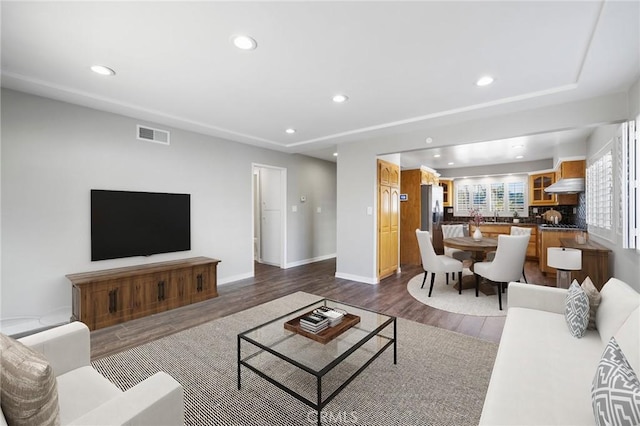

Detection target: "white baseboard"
[334, 272, 378, 285]
[218, 271, 253, 285]
[285, 253, 336, 269]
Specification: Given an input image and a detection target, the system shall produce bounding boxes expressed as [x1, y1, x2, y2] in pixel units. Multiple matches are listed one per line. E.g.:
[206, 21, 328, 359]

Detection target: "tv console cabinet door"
[88, 280, 132, 330]
[167, 268, 191, 310]
[130, 273, 160, 318]
[190, 264, 218, 303]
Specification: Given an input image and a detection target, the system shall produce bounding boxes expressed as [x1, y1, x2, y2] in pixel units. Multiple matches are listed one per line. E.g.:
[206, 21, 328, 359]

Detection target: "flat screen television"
[91, 189, 191, 261]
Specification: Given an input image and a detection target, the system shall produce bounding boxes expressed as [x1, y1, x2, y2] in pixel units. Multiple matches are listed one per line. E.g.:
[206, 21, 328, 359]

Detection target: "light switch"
[317, 207, 322, 213]
[292, 205, 297, 212]
[367, 206, 373, 215]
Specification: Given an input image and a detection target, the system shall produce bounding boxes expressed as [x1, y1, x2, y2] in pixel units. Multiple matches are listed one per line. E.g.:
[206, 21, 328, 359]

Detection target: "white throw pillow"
[592, 337, 640, 426]
[565, 281, 589, 338]
[581, 277, 601, 330]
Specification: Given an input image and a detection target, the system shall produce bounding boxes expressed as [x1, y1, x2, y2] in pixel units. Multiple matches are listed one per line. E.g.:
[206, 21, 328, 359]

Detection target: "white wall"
[336, 92, 630, 284]
[1, 89, 337, 322]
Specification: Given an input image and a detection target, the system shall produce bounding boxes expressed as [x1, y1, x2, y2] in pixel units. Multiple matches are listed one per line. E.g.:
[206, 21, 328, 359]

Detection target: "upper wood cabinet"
[555, 160, 585, 205]
[379, 161, 400, 187]
[529, 172, 556, 205]
[421, 169, 439, 185]
[439, 179, 452, 207]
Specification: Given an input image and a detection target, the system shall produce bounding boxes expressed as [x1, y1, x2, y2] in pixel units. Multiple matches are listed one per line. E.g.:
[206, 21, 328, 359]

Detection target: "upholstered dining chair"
[415, 229, 464, 297]
[473, 234, 530, 310]
[440, 224, 472, 280]
[485, 226, 532, 282]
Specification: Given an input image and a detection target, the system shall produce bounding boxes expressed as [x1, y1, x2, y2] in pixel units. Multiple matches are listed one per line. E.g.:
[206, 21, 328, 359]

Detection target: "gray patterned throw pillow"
[565, 281, 589, 338]
[592, 337, 640, 426]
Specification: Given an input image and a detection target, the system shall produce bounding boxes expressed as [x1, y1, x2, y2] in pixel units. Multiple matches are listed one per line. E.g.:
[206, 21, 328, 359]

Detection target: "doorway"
[252, 164, 287, 268]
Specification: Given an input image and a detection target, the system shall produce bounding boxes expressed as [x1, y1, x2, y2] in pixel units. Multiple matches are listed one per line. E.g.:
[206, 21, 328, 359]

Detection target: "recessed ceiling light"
[448, 162, 455, 165]
[333, 152, 338, 157]
[285, 128, 296, 134]
[425, 137, 433, 144]
[231, 35, 257, 50]
[332, 94, 349, 103]
[433, 154, 441, 158]
[512, 144, 524, 149]
[515, 155, 524, 159]
[476, 75, 494, 86]
[90, 65, 115, 76]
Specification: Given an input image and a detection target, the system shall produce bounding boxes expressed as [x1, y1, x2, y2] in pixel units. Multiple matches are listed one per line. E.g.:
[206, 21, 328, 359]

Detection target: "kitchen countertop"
[538, 225, 587, 232]
[560, 238, 611, 252]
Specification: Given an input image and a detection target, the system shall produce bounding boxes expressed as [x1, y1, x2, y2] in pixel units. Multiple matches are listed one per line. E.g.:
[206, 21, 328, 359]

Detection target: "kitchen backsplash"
[444, 197, 587, 226]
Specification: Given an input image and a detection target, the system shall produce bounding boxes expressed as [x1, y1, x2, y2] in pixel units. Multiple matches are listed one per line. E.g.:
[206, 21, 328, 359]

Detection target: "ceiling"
[2, 1, 639, 165]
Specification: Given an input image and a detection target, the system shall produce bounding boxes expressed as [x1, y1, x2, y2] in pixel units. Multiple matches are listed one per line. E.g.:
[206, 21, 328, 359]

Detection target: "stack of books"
[299, 314, 329, 334]
[313, 306, 345, 327]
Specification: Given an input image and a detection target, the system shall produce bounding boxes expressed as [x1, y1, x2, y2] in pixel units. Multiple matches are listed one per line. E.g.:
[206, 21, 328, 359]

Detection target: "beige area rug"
[407, 270, 507, 317]
[92, 292, 498, 425]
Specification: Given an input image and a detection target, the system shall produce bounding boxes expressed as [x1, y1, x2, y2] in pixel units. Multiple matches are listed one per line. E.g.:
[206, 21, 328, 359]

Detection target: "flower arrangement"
[469, 208, 484, 226]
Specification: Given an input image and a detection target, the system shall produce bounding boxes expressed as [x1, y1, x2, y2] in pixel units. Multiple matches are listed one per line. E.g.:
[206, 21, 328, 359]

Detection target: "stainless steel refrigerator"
[420, 184, 444, 234]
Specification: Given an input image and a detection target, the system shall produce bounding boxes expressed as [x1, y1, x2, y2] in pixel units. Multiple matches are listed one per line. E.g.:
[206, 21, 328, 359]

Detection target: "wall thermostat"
[399, 194, 408, 201]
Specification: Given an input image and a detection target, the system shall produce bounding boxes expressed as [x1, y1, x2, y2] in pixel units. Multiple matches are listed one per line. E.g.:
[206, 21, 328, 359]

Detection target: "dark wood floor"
[90, 259, 555, 360]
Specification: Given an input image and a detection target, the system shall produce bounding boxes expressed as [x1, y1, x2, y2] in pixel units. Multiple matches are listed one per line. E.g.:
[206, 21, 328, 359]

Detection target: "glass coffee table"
[237, 298, 396, 425]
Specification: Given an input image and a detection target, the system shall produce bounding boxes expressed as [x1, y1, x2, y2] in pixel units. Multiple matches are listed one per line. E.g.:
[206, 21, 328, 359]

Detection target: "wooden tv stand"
[67, 257, 220, 331]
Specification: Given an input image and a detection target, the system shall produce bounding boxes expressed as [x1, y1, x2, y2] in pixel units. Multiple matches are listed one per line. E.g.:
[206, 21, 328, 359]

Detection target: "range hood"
[544, 178, 585, 194]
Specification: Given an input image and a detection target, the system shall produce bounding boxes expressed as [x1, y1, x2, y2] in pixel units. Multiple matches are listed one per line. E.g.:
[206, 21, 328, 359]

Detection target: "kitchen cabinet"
[555, 160, 586, 205]
[470, 224, 538, 259]
[560, 238, 611, 290]
[378, 159, 400, 278]
[529, 173, 556, 205]
[440, 179, 452, 207]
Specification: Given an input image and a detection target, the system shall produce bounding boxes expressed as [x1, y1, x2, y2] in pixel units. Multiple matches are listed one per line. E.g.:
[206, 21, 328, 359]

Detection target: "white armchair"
[0, 322, 184, 426]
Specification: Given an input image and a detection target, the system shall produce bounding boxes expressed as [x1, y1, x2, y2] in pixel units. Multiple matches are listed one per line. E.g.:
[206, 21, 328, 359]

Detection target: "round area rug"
[407, 270, 507, 316]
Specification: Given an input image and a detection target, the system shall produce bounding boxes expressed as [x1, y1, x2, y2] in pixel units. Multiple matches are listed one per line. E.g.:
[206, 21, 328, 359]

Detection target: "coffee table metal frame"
[237, 298, 396, 426]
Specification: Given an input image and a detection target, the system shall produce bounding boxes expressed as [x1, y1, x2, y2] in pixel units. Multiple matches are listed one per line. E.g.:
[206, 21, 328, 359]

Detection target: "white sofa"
[480, 278, 640, 425]
[1, 321, 184, 425]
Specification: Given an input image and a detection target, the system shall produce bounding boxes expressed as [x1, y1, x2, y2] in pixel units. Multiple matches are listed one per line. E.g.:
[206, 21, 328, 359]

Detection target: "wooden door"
[378, 159, 399, 279]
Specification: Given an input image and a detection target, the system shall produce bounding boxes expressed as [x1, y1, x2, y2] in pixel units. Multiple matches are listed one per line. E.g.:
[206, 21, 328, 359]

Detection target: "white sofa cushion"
[565, 281, 590, 338]
[596, 279, 640, 346]
[480, 307, 603, 425]
[56, 366, 121, 425]
[614, 307, 640, 375]
[592, 337, 640, 426]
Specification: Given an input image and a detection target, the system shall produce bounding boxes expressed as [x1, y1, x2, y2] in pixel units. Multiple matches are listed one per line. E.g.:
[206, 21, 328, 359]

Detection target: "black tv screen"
[91, 190, 191, 261]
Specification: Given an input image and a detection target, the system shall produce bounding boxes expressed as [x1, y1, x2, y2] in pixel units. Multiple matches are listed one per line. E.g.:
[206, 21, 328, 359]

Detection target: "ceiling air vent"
[137, 125, 170, 145]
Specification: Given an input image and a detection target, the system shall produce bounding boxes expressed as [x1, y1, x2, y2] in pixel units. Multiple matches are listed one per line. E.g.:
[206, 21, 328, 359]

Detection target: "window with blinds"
[456, 184, 471, 212]
[586, 147, 613, 239]
[508, 182, 526, 212]
[472, 184, 488, 211]
[490, 183, 505, 212]
[453, 176, 528, 216]
[615, 120, 638, 250]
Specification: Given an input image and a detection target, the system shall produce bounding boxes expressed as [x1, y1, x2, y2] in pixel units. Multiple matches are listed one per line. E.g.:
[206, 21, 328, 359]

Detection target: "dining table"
[443, 236, 499, 295]
[443, 236, 499, 261]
